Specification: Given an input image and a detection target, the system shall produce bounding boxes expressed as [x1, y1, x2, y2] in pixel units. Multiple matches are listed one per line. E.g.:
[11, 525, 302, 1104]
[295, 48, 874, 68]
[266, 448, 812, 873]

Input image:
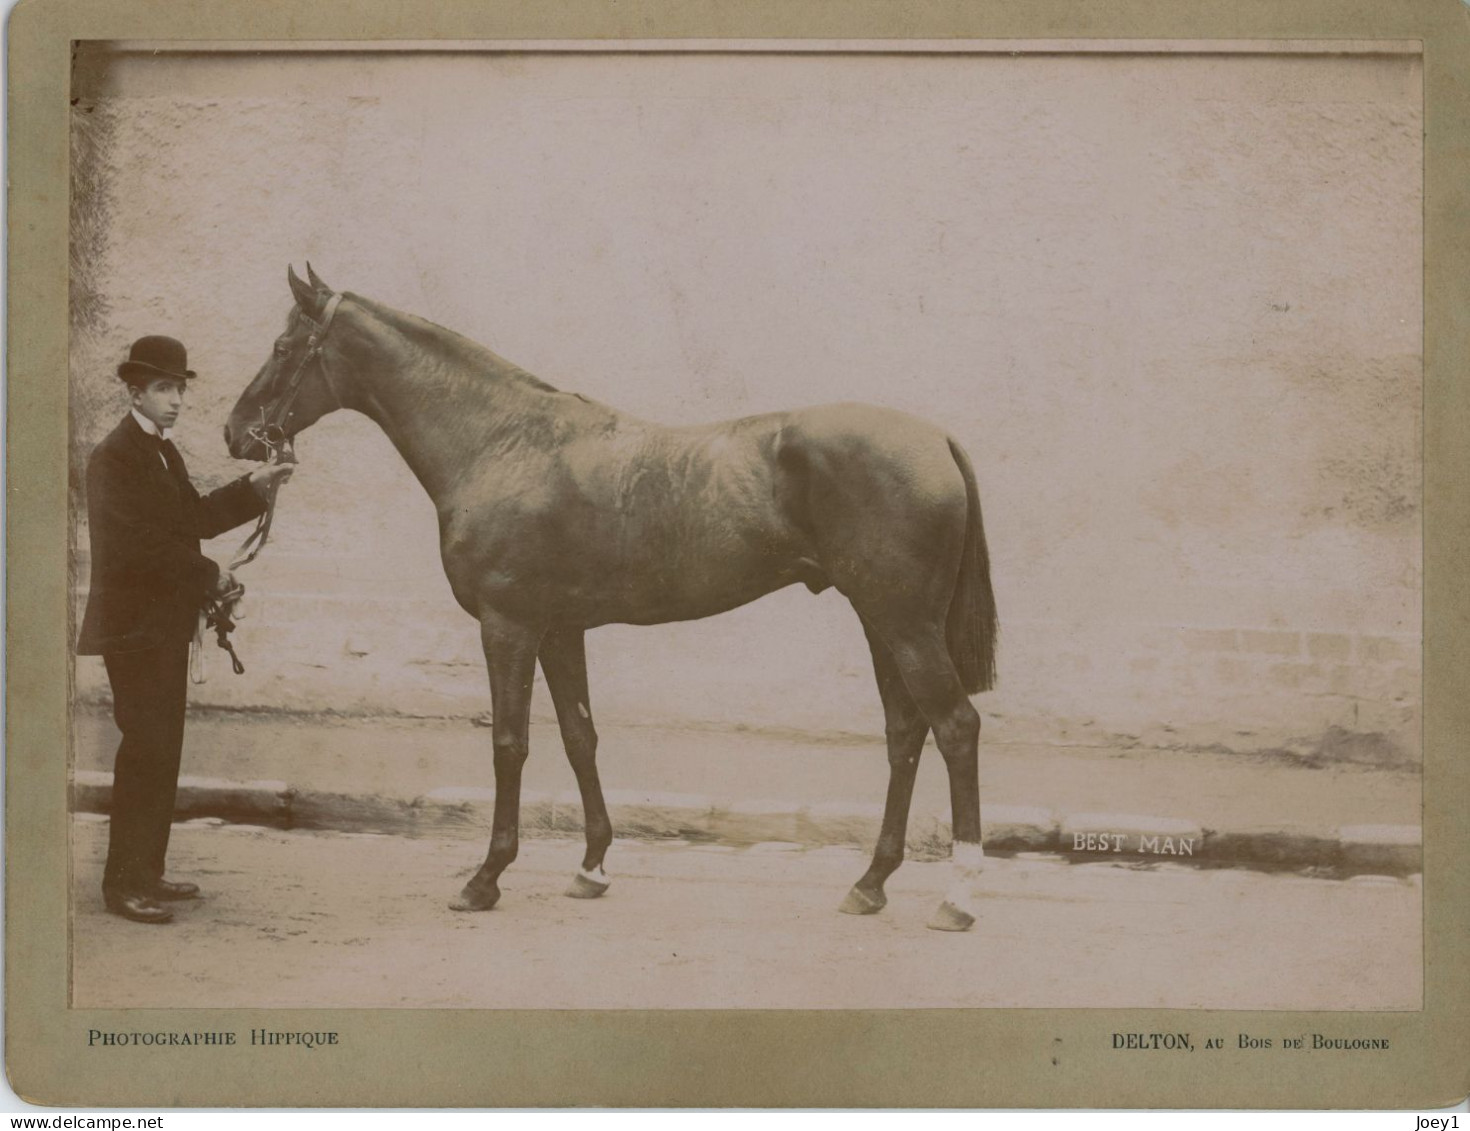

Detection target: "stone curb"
[69, 772, 1423, 876]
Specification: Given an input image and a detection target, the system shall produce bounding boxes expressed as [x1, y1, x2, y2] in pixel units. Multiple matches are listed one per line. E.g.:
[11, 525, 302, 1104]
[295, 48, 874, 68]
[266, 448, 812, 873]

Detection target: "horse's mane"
[344, 293, 561, 396]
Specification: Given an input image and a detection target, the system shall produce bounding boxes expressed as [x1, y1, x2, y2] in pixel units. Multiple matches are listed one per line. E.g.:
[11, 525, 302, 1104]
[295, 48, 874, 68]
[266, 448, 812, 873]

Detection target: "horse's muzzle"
[224, 420, 280, 462]
[223, 422, 258, 461]
[223, 422, 253, 460]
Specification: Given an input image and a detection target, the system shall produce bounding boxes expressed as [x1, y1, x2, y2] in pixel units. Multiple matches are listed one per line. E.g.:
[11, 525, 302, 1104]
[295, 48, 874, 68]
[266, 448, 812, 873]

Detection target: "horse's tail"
[945, 437, 999, 695]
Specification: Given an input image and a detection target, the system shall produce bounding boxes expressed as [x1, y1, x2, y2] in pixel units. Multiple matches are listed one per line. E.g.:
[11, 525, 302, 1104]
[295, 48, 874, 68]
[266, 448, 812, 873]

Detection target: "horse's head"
[225, 264, 349, 460]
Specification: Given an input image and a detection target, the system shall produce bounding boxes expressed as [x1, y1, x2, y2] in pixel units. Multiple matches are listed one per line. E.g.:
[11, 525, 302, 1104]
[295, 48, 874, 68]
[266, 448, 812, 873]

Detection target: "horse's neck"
[346, 318, 564, 503]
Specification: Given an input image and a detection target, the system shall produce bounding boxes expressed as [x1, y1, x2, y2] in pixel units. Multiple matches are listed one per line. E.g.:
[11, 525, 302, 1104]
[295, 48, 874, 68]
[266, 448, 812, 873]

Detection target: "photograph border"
[8, 0, 1469, 1109]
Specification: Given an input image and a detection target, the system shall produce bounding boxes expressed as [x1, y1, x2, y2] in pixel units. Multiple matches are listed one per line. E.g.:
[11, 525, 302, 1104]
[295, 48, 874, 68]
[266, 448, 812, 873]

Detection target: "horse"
[225, 265, 999, 931]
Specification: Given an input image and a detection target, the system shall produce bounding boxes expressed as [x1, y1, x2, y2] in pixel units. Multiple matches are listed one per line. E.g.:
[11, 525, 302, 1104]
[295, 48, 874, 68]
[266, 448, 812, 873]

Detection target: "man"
[77, 334, 293, 924]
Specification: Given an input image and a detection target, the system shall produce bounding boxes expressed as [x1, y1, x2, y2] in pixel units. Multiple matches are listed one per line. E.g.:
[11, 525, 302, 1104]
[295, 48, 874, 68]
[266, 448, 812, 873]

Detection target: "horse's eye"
[274, 342, 291, 358]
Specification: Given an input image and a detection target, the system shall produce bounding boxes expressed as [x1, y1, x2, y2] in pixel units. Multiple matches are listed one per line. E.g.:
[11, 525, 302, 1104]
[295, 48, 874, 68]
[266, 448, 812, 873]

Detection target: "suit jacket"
[77, 413, 267, 655]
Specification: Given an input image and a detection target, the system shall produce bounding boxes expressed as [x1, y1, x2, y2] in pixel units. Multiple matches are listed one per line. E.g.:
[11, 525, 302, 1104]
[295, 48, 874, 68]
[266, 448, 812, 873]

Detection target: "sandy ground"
[71, 815, 1421, 1012]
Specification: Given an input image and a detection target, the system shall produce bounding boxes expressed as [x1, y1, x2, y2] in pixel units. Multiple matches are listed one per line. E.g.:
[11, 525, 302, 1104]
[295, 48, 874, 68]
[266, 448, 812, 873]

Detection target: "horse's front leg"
[539, 627, 613, 899]
[450, 610, 545, 912]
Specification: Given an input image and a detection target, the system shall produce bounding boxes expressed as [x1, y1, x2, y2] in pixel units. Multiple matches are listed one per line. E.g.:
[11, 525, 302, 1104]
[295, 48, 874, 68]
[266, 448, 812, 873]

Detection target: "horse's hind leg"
[868, 621, 985, 933]
[450, 611, 544, 912]
[539, 627, 613, 899]
[838, 622, 929, 916]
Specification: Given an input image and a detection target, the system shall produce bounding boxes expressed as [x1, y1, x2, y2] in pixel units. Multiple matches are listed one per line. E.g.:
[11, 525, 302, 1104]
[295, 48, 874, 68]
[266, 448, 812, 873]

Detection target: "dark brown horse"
[226, 266, 999, 931]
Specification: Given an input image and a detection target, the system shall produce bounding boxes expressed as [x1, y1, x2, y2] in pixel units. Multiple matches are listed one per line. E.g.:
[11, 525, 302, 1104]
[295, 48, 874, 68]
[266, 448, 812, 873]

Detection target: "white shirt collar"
[131, 409, 172, 441]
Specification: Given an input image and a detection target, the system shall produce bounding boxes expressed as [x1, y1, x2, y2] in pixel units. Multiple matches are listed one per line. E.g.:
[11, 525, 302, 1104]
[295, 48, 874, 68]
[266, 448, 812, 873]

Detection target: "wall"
[70, 45, 1423, 761]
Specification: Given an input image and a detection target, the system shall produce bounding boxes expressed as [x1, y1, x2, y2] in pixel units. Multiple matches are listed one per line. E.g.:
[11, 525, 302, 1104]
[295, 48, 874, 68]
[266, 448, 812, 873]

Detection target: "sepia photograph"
[8, 0, 1469, 1112]
[66, 36, 1424, 1011]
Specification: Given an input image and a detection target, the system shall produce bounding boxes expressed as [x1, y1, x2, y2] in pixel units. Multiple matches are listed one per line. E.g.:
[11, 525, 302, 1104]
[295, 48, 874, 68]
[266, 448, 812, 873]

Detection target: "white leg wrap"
[578, 865, 609, 887]
[944, 840, 986, 915]
[952, 840, 987, 870]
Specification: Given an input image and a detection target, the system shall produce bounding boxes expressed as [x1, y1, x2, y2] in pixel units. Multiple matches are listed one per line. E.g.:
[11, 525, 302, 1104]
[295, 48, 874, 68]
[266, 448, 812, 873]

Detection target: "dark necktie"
[157, 436, 181, 476]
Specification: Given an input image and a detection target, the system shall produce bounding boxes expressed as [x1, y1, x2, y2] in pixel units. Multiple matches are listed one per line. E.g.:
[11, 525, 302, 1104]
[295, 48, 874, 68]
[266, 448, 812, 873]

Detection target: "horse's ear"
[287, 265, 323, 318]
[305, 262, 332, 294]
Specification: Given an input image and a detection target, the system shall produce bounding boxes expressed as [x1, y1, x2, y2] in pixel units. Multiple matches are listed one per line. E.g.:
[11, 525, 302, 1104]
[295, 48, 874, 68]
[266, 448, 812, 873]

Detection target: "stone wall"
[70, 45, 1423, 762]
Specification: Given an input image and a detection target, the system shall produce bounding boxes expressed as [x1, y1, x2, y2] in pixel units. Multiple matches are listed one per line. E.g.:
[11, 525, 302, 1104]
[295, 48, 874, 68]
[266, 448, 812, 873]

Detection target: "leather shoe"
[149, 879, 201, 901]
[103, 891, 174, 924]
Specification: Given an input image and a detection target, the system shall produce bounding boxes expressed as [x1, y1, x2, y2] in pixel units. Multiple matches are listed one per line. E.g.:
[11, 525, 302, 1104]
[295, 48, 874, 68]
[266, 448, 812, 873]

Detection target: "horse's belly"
[609, 575, 797, 627]
[586, 544, 806, 627]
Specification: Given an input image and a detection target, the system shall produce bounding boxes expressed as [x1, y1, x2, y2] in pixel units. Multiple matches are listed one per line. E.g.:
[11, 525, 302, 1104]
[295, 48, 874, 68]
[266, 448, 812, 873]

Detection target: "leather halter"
[232, 292, 343, 571]
[198, 291, 345, 682]
[248, 291, 344, 460]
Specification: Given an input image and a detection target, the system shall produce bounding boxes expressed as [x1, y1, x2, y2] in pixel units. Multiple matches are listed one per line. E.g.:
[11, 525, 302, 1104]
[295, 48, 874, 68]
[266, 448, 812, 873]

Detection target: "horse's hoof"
[564, 869, 610, 899]
[449, 883, 500, 912]
[927, 900, 976, 932]
[838, 886, 887, 916]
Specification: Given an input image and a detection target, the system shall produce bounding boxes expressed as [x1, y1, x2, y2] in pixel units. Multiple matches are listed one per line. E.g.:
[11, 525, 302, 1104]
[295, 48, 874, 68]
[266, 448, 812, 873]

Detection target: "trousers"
[102, 640, 191, 894]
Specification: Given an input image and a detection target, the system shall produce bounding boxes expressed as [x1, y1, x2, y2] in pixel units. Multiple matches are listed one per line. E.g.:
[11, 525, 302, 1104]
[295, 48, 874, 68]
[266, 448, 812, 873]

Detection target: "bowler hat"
[117, 335, 197, 385]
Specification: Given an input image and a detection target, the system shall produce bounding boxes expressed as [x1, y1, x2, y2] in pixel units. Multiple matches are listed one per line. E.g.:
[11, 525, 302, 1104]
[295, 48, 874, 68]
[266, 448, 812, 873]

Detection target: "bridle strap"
[232, 292, 344, 570]
[319, 291, 344, 330]
[229, 481, 281, 569]
[263, 291, 345, 437]
[203, 291, 345, 678]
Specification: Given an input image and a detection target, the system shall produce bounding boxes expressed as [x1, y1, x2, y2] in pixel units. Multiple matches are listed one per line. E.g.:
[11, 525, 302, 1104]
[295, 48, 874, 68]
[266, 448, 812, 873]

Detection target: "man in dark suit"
[77, 335, 294, 924]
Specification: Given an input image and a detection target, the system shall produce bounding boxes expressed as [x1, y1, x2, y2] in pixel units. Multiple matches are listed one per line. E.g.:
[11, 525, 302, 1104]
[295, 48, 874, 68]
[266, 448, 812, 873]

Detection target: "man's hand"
[248, 462, 294, 500]
[212, 568, 241, 600]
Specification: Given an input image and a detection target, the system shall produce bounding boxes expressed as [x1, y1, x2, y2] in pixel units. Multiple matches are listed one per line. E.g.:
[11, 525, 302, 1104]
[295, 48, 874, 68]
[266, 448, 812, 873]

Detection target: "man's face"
[130, 377, 186, 431]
